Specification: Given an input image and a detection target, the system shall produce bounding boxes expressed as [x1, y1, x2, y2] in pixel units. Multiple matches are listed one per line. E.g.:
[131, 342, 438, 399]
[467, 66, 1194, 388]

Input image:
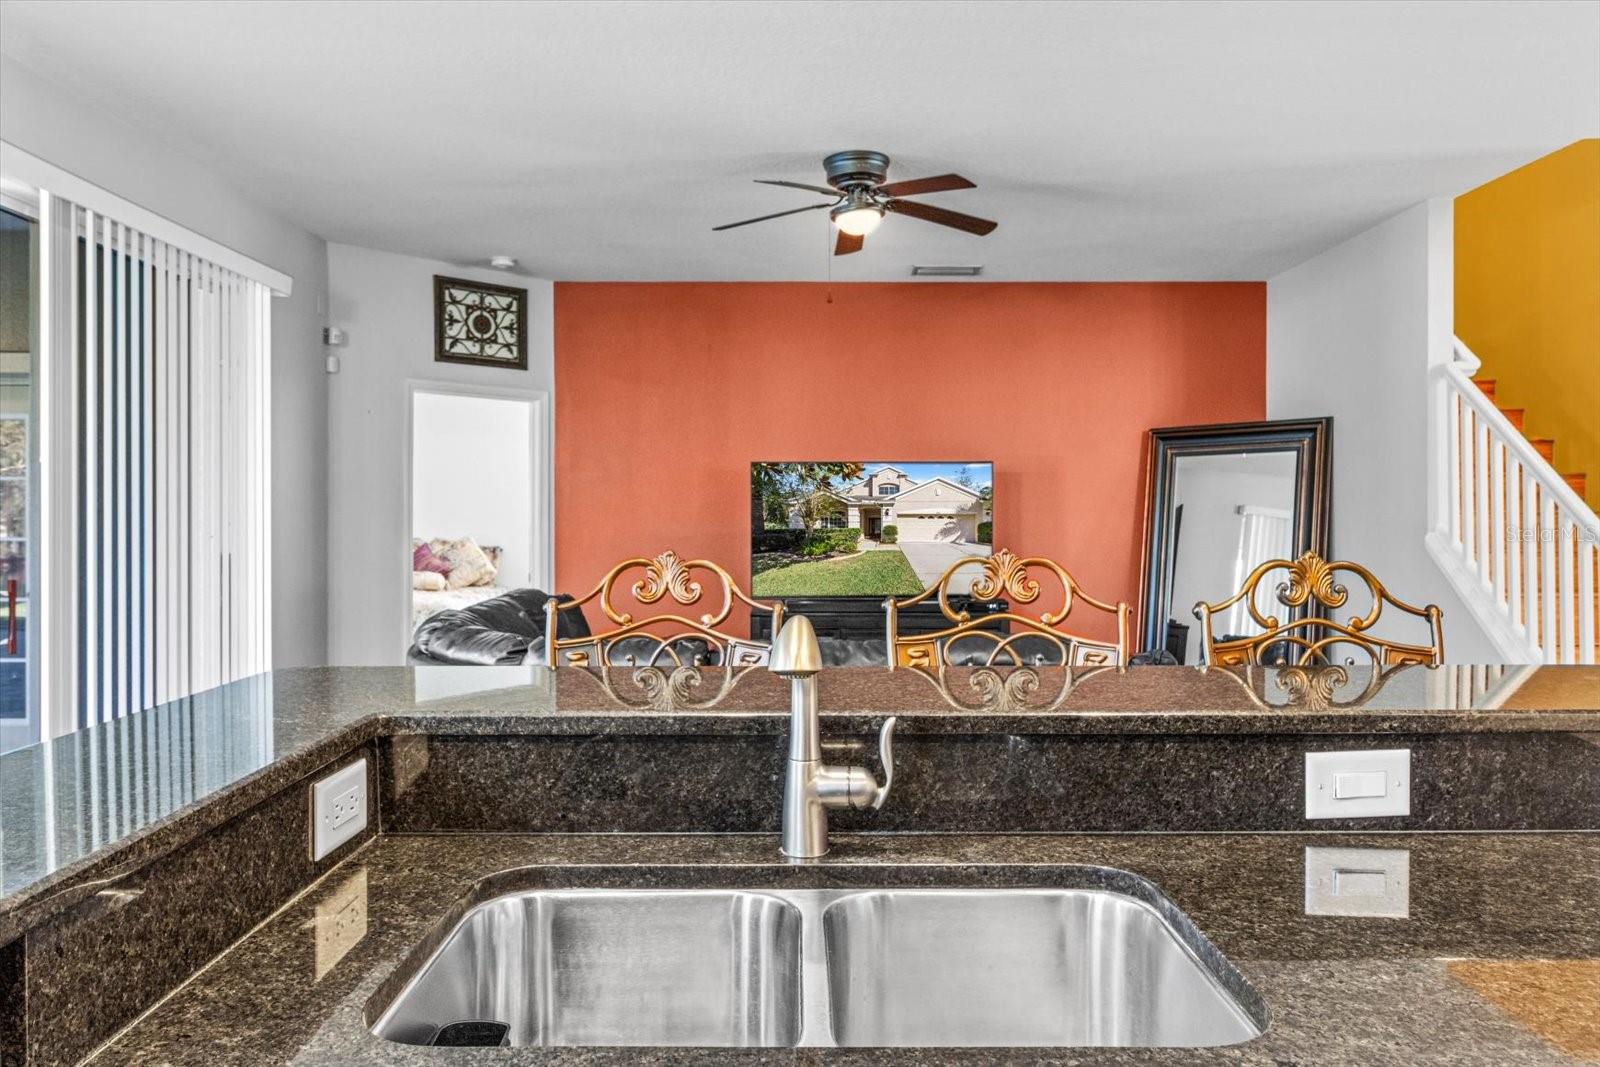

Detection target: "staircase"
[1427, 338, 1599, 664]
[1471, 377, 1590, 501]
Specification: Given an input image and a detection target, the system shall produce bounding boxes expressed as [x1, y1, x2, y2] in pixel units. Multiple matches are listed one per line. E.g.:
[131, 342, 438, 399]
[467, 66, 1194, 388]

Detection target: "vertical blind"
[39, 193, 272, 727]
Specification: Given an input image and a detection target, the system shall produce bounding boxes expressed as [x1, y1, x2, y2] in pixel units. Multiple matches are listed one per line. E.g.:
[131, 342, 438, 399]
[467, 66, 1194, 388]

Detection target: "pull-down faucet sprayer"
[769, 615, 896, 858]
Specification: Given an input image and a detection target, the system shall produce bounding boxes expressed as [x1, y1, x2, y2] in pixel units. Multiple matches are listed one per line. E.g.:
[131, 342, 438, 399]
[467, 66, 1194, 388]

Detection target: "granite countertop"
[84, 831, 1600, 1065]
[4, 664, 1599, 935]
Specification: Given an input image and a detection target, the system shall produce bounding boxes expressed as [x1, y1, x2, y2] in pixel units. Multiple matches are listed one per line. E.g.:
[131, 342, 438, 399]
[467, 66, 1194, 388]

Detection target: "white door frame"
[400, 379, 551, 659]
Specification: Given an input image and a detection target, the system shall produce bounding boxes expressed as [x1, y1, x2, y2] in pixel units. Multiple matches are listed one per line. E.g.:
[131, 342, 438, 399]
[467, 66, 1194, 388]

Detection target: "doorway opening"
[405, 385, 547, 658]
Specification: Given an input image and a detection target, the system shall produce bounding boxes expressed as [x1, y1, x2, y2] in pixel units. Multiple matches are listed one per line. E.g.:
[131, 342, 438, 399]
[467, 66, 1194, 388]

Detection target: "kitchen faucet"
[769, 615, 896, 858]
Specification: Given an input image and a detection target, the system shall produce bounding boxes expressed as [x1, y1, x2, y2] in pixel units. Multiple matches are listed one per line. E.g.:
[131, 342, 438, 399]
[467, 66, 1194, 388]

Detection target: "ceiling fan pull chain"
[826, 217, 833, 301]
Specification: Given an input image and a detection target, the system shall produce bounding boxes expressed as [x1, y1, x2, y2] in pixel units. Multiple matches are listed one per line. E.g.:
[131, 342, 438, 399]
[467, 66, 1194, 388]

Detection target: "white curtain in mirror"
[1225, 505, 1293, 638]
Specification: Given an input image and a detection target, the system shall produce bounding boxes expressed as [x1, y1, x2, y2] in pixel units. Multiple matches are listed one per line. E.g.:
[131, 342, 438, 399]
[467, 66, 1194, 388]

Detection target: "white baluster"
[1579, 533, 1596, 666]
[1507, 458, 1523, 633]
[1542, 493, 1559, 663]
[1559, 511, 1577, 664]
[1475, 414, 1491, 584]
[1462, 405, 1476, 562]
[1491, 439, 1506, 608]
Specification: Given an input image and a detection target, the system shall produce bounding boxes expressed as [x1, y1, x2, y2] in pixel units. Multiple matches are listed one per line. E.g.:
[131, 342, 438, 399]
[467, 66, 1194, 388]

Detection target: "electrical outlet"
[311, 758, 368, 861]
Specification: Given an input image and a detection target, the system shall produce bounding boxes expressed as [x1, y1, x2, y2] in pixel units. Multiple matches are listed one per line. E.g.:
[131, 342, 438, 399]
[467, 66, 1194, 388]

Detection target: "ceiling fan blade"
[886, 198, 998, 236]
[755, 179, 843, 197]
[875, 173, 976, 198]
[712, 202, 834, 231]
[834, 230, 864, 256]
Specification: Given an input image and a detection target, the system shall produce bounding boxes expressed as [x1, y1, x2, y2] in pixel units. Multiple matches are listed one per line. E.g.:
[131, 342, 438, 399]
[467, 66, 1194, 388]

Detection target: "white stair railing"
[1427, 338, 1599, 664]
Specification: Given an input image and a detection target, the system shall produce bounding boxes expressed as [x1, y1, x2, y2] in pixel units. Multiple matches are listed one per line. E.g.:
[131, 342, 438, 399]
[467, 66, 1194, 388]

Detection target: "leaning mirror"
[1137, 418, 1331, 663]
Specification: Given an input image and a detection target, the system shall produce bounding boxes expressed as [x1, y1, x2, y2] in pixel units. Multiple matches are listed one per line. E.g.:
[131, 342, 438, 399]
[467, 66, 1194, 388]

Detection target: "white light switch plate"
[311, 758, 368, 861]
[1304, 749, 1410, 819]
[1305, 846, 1410, 917]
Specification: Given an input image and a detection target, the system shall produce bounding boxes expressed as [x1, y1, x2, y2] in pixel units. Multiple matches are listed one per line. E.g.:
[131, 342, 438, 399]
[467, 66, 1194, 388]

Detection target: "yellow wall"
[1456, 139, 1600, 507]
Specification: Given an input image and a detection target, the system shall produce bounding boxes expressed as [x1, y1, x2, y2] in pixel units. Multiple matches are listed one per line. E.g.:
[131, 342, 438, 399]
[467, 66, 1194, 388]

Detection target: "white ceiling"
[2, 0, 1595, 281]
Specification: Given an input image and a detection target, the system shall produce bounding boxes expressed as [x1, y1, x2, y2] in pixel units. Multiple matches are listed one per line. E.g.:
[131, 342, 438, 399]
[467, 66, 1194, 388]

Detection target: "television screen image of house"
[751, 462, 994, 598]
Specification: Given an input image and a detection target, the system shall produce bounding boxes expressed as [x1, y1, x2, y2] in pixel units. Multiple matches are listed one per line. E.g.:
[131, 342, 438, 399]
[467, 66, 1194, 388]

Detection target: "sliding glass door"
[2, 146, 288, 747]
[1, 206, 39, 754]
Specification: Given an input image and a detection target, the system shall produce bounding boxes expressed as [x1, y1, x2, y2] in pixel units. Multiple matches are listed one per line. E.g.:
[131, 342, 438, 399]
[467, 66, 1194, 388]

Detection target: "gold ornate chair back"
[885, 548, 1131, 669]
[544, 551, 783, 669]
[1195, 552, 1444, 667]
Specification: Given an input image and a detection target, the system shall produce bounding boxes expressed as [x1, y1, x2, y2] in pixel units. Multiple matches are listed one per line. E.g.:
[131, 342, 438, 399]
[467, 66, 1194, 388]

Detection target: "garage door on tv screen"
[749, 462, 995, 599]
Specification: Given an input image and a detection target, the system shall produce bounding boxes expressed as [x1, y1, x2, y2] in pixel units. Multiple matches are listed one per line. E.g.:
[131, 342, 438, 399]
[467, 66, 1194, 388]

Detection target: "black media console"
[750, 595, 1010, 642]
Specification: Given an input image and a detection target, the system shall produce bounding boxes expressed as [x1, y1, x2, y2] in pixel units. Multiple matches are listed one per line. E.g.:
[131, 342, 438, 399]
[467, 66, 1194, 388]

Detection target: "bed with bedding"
[411, 584, 511, 632]
[411, 536, 511, 632]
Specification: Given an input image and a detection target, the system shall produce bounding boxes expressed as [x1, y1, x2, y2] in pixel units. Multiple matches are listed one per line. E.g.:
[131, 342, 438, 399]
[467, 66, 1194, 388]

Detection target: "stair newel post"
[1463, 396, 1474, 549]
[1449, 391, 1464, 548]
[1432, 369, 1454, 544]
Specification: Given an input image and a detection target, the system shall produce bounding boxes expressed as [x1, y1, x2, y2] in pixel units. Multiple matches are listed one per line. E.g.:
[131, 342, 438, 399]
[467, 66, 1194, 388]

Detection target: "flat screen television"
[750, 461, 994, 599]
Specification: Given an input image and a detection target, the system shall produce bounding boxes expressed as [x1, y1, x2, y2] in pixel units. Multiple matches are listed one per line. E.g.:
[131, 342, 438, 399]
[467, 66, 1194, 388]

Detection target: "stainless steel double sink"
[370, 880, 1265, 1049]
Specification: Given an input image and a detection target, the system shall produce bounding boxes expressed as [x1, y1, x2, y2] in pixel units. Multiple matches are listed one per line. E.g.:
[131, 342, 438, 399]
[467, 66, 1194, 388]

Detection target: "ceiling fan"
[713, 150, 998, 255]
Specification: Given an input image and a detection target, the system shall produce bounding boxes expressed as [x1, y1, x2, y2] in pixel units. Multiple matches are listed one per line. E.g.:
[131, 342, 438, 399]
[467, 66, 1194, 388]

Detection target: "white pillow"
[413, 570, 446, 592]
[430, 537, 497, 589]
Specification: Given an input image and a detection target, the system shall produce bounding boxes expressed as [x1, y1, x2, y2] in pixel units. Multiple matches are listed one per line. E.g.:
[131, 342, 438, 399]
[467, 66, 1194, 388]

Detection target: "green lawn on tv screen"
[750, 548, 923, 597]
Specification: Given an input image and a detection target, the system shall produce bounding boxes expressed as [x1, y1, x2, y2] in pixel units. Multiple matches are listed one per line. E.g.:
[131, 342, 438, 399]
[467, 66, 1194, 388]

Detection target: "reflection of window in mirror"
[1166, 452, 1297, 665]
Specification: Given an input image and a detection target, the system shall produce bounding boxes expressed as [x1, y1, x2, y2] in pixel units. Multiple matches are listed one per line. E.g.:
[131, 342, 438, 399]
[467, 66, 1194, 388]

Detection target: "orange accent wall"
[555, 283, 1265, 637]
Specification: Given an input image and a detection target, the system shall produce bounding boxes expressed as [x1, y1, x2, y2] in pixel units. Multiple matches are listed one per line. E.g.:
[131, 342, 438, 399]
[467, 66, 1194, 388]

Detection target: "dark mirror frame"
[1136, 418, 1333, 657]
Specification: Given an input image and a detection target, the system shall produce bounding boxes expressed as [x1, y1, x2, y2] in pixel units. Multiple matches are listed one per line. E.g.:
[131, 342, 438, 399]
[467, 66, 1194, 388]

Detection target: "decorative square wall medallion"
[433, 275, 529, 370]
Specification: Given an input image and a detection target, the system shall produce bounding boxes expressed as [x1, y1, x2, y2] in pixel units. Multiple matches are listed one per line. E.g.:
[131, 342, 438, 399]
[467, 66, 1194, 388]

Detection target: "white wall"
[412, 391, 533, 587]
[0, 57, 331, 668]
[326, 243, 552, 665]
[1267, 200, 1499, 662]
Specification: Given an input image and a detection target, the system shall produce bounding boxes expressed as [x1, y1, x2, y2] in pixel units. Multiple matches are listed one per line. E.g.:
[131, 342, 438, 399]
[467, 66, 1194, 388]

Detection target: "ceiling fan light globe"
[834, 205, 884, 237]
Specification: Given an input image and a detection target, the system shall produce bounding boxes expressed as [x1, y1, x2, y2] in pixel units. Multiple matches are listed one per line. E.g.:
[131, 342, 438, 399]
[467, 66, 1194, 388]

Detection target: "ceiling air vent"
[910, 265, 982, 277]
